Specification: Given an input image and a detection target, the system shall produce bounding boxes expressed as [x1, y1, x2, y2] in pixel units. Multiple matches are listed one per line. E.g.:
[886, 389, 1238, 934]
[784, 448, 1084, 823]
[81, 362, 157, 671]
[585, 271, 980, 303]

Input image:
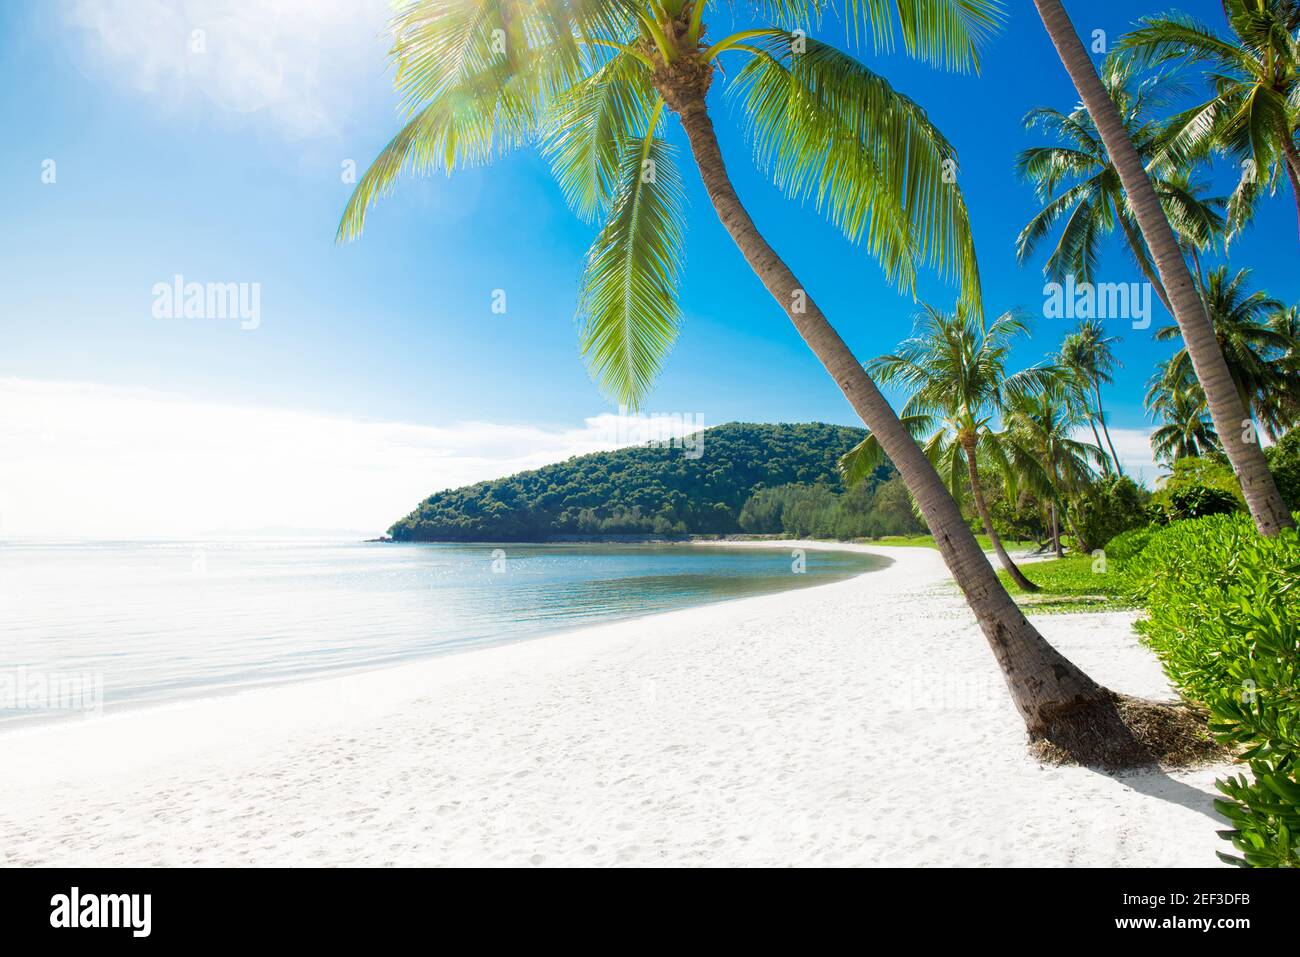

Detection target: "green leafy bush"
[1162, 454, 1242, 498]
[1070, 476, 1149, 552]
[1160, 484, 1241, 522]
[1103, 526, 1154, 561]
[984, 480, 1047, 545]
[1148, 455, 1244, 524]
[1265, 429, 1300, 510]
[1127, 514, 1300, 867]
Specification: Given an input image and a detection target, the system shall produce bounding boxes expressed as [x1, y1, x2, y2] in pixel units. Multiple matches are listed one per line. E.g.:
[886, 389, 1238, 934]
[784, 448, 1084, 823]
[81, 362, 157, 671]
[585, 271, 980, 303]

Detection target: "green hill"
[388, 421, 894, 541]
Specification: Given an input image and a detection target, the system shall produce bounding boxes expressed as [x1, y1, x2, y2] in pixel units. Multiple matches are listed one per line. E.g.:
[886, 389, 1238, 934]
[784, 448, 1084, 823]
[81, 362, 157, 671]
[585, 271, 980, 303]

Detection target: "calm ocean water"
[0, 540, 886, 727]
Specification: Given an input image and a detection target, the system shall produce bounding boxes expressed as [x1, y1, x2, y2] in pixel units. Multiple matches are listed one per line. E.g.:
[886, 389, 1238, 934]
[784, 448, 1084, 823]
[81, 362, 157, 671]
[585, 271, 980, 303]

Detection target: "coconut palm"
[1002, 384, 1104, 556]
[1117, 0, 1300, 244]
[844, 304, 1044, 592]
[1057, 319, 1124, 476]
[1154, 266, 1290, 438]
[1015, 56, 1225, 315]
[1147, 363, 1220, 463]
[1031, 0, 1294, 537]
[343, 0, 1190, 762]
[1263, 304, 1300, 433]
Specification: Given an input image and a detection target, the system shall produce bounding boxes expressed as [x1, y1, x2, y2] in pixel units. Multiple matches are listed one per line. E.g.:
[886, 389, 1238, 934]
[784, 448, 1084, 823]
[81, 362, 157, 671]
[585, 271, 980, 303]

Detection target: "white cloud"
[0, 379, 704, 540]
[62, 0, 391, 137]
[1071, 425, 1161, 486]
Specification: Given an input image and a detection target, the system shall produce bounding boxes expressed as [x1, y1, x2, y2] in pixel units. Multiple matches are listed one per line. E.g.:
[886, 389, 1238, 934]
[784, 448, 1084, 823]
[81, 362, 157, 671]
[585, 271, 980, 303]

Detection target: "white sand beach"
[0, 542, 1235, 867]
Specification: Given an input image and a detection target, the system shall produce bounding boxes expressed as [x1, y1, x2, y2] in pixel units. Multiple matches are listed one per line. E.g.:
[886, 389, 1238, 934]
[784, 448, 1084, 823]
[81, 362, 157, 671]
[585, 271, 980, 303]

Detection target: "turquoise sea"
[0, 540, 886, 726]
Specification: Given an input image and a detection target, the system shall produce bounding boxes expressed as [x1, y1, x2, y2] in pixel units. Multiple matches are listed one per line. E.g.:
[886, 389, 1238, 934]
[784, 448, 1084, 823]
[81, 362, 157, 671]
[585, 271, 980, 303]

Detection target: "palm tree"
[1015, 55, 1225, 316]
[1117, 0, 1300, 244]
[343, 0, 1190, 763]
[1264, 304, 1300, 433]
[1146, 363, 1220, 463]
[1032, 0, 1294, 537]
[1058, 319, 1124, 475]
[844, 304, 1042, 592]
[1154, 266, 1290, 437]
[1003, 385, 1104, 555]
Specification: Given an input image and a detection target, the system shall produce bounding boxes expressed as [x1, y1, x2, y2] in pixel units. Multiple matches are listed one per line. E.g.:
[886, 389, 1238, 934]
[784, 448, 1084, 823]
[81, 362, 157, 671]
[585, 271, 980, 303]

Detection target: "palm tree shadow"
[1093, 765, 1229, 824]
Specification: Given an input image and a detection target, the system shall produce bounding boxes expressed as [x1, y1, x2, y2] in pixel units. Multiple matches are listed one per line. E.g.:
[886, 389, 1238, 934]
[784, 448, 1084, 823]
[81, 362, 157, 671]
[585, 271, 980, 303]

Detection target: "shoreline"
[0, 540, 894, 755]
[0, 539, 889, 736]
[0, 542, 1236, 867]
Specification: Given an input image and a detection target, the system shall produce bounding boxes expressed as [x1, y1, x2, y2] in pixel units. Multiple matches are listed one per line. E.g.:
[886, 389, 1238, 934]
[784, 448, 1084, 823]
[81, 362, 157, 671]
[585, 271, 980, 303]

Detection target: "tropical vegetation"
[1032, 0, 1293, 535]
[1014, 54, 1225, 316]
[387, 422, 877, 540]
[345, 0, 1300, 785]
[1128, 514, 1300, 867]
[845, 304, 1046, 590]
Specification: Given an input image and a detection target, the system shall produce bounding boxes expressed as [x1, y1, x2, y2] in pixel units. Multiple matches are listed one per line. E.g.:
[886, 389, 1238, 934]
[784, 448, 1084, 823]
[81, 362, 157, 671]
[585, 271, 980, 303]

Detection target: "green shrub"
[1154, 486, 1242, 522]
[1127, 515, 1300, 867]
[1070, 476, 1150, 552]
[1265, 429, 1300, 510]
[1163, 454, 1242, 497]
[1148, 455, 1244, 524]
[985, 480, 1047, 544]
[1103, 526, 1154, 561]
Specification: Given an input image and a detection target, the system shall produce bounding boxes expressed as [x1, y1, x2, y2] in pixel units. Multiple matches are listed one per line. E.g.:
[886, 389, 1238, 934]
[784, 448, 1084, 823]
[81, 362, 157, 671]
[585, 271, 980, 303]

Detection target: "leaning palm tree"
[844, 304, 1042, 592]
[1117, 0, 1300, 244]
[1154, 266, 1290, 436]
[1146, 363, 1220, 464]
[1032, 0, 1294, 537]
[1015, 55, 1224, 316]
[344, 0, 1201, 763]
[1058, 319, 1123, 476]
[1003, 385, 1104, 556]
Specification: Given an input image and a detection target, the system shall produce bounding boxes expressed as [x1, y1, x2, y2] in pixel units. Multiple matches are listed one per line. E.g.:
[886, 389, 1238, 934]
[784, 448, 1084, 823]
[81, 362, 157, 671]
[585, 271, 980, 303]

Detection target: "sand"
[0, 542, 1236, 867]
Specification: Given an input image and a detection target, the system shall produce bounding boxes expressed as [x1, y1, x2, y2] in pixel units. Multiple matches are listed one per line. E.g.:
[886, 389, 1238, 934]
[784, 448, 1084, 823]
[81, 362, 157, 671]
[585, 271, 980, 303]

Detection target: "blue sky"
[2, 0, 1297, 536]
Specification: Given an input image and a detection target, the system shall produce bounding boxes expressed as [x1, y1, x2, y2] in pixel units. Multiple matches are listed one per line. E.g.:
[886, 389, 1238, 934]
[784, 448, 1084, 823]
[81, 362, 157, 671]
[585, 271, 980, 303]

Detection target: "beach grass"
[859, 536, 1134, 613]
[867, 533, 1039, 552]
[996, 555, 1135, 613]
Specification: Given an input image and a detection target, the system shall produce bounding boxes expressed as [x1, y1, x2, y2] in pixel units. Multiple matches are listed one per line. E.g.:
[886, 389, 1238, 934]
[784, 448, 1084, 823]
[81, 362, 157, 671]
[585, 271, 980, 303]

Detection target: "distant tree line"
[387, 422, 895, 541]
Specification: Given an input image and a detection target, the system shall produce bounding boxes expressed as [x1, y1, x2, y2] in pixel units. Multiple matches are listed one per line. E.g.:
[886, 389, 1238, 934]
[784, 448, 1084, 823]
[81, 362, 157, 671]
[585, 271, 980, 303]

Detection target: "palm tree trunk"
[1033, 0, 1294, 537]
[1114, 203, 1173, 316]
[1064, 504, 1089, 553]
[1079, 383, 1111, 475]
[1087, 414, 1110, 476]
[664, 82, 1102, 735]
[1093, 380, 1124, 476]
[1044, 459, 1077, 552]
[961, 436, 1040, 592]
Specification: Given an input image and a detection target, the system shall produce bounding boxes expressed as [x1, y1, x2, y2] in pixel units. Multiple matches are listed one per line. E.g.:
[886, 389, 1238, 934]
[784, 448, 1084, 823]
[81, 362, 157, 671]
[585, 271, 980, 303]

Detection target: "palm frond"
[542, 51, 655, 223]
[338, 0, 638, 241]
[577, 133, 687, 409]
[838, 413, 932, 485]
[1116, 14, 1252, 73]
[850, 0, 1006, 73]
[727, 33, 982, 310]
